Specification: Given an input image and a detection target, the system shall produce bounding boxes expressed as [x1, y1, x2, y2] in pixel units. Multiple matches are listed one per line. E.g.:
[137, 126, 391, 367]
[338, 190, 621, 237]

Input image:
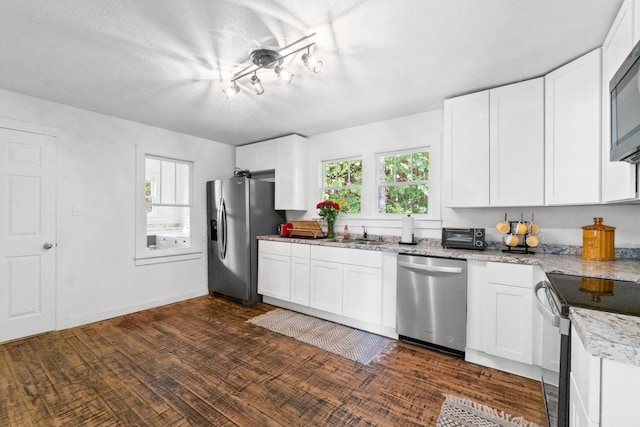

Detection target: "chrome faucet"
[362, 226, 368, 239]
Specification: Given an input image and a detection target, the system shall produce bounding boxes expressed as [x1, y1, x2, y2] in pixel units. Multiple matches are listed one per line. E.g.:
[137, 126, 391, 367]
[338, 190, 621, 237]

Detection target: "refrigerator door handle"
[220, 198, 228, 260]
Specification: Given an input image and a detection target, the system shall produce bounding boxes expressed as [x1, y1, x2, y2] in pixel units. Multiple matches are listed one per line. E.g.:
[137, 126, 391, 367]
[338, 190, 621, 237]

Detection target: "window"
[377, 149, 429, 214]
[144, 156, 192, 250]
[322, 158, 362, 213]
[135, 146, 200, 265]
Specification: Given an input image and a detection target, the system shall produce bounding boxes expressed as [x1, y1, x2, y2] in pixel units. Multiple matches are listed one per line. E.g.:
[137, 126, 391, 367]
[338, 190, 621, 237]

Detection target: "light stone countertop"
[258, 235, 640, 366]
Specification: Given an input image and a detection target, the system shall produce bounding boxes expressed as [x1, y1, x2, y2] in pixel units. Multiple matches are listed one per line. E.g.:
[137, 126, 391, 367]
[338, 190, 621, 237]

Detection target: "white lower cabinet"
[309, 260, 343, 314]
[258, 241, 292, 301]
[484, 262, 534, 364]
[570, 373, 598, 427]
[342, 264, 382, 324]
[571, 324, 640, 426]
[466, 260, 540, 379]
[290, 243, 311, 306]
[258, 241, 394, 337]
[484, 282, 533, 364]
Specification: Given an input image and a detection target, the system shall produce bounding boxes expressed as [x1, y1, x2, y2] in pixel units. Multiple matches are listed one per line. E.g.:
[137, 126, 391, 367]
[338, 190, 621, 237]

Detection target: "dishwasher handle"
[398, 261, 463, 274]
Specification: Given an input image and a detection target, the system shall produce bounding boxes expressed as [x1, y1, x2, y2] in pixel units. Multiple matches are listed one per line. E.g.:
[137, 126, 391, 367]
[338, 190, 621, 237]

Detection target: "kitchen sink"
[331, 238, 386, 246]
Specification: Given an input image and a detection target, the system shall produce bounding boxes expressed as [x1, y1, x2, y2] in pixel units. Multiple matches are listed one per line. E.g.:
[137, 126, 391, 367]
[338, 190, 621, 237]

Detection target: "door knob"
[43, 242, 53, 250]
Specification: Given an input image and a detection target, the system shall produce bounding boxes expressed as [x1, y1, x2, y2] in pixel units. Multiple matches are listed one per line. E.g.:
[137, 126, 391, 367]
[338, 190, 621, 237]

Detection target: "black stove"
[546, 273, 640, 318]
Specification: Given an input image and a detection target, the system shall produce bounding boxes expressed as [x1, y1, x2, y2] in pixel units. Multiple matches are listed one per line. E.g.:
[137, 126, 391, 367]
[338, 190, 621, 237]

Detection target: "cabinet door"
[545, 48, 601, 205]
[602, 0, 637, 202]
[236, 140, 276, 172]
[571, 327, 601, 423]
[489, 78, 544, 206]
[601, 358, 640, 426]
[309, 260, 343, 314]
[569, 374, 599, 427]
[342, 265, 382, 324]
[484, 283, 533, 364]
[257, 252, 291, 301]
[443, 91, 490, 207]
[290, 257, 310, 306]
[275, 134, 308, 210]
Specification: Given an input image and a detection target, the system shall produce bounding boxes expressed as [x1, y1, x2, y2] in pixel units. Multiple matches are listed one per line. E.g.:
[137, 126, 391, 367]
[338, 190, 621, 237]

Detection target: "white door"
[0, 127, 56, 342]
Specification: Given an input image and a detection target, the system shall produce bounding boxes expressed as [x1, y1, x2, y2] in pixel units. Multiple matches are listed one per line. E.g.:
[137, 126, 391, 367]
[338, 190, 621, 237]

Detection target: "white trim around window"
[134, 145, 202, 266]
[374, 147, 438, 220]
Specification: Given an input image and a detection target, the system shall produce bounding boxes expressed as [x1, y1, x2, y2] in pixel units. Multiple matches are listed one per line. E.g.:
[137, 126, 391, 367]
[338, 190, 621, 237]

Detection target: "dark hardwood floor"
[0, 296, 547, 426]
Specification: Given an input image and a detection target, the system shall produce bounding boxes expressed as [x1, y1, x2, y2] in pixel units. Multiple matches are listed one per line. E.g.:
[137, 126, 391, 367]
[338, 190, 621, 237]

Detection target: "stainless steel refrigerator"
[207, 177, 285, 305]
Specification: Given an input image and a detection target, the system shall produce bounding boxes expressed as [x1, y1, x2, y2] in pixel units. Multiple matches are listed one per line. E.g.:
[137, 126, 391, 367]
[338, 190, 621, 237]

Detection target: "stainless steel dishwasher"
[396, 254, 467, 356]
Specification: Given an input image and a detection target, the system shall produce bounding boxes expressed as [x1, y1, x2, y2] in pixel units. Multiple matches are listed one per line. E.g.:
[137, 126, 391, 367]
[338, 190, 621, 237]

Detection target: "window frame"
[135, 145, 201, 266]
[374, 147, 432, 218]
[320, 156, 363, 215]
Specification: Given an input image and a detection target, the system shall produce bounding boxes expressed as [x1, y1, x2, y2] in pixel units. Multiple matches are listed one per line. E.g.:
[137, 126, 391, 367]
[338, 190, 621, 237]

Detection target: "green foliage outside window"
[378, 151, 429, 214]
[145, 179, 153, 213]
[323, 159, 362, 213]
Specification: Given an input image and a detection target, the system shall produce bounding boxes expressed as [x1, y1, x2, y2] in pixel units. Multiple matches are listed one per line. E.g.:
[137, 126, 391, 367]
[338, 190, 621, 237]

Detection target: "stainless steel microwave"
[441, 228, 486, 250]
[610, 38, 640, 163]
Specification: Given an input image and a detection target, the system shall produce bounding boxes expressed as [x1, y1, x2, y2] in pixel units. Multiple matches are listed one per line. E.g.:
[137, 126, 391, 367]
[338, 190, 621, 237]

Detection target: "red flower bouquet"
[316, 200, 342, 238]
[316, 200, 341, 222]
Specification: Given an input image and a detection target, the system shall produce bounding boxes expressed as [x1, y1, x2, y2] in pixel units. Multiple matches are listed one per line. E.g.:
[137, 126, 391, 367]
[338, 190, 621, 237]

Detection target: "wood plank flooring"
[0, 296, 547, 426]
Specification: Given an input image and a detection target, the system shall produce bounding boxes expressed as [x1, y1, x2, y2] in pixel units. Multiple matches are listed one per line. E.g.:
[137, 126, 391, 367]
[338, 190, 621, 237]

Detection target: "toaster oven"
[442, 228, 486, 250]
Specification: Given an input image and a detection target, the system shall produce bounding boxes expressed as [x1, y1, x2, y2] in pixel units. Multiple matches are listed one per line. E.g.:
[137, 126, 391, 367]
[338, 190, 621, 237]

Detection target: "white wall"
[290, 110, 444, 238]
[0, 89, 235, 330]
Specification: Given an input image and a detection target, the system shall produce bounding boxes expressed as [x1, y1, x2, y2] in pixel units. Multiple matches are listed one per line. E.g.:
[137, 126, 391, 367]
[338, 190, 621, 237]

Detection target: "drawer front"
[259, 240, 291, 256]
[291, 243, 310, 258]
[487, 262, 533, 288]
[310, 245, 382, 268]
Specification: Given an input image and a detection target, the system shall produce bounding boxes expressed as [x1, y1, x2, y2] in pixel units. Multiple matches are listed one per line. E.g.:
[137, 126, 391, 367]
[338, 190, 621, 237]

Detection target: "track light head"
[250, 74, 264, 95]
[275, 65, 294, 84]
[302, 51, 323, 73]
[222, 82, 240, 99]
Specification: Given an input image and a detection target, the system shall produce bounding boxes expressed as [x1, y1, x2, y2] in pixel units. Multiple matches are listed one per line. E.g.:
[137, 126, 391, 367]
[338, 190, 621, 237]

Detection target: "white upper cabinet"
[236, 140, 276, 172]
[489, 78, 544, 206]
[545, 48, 602, 205]
[443, 91, 490, 207]
[236, 134, 309, 210]
[602, 0, 638, 202]
[274, 134, 308, 210]
[444, 78, 544, 208]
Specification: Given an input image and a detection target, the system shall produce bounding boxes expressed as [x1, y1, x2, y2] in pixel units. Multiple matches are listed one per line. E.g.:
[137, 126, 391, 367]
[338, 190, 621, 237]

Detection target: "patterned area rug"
[437, 394, 542, 427]
[247, 308, 394, 365]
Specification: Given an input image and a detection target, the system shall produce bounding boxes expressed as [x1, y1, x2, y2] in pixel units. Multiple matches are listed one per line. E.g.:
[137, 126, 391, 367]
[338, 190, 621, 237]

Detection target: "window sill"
[135, 250, 202, 266]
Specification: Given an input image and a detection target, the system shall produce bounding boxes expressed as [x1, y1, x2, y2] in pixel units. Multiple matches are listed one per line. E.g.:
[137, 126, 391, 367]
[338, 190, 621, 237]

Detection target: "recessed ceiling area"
[0, 0, 623, 145]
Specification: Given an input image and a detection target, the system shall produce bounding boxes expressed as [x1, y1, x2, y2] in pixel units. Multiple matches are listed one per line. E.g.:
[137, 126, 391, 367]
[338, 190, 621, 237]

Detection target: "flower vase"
[326, 218, 336, 239]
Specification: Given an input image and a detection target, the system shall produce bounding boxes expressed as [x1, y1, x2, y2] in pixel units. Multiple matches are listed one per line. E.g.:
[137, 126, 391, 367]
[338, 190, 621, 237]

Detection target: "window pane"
[395, 154, 412, 182]
[412, 151, 429, 181]
[381, 155, 394, 183]
[324, 162, 338, 187]
[378, 184, 428, 214]
[323, 188, 361, 214]
[160, 160, 176, 204]
[349, 160, 362, 185]
[146, 206, 191, 250]
[335, 161, 349, 186]
[175, 162, 190, 204]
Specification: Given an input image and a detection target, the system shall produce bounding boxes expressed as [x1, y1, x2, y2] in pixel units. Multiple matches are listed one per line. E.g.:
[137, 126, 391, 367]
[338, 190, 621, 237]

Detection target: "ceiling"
[0, 0, 624, 146]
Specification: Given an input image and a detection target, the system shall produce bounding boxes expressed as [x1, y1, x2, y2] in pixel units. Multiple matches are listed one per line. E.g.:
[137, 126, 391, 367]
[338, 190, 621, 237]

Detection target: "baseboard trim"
[56, 289, 208, 330]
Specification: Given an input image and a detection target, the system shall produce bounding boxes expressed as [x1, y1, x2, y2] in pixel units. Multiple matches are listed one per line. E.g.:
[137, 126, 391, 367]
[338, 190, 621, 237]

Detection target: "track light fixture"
[222, 33, 322, 98]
